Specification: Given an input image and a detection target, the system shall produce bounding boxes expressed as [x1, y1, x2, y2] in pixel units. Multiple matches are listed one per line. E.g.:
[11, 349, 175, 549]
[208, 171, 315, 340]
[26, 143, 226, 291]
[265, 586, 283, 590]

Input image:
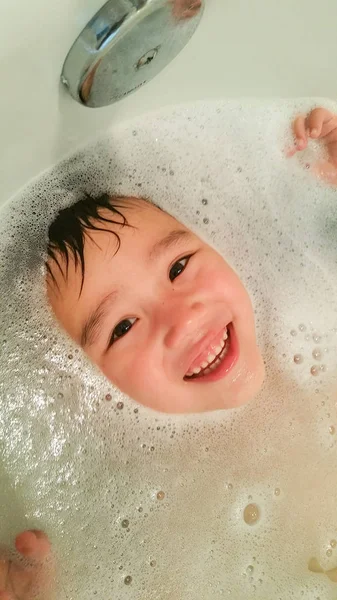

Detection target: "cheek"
[201, 263, 249, 306]
[101, 344, 168, 395]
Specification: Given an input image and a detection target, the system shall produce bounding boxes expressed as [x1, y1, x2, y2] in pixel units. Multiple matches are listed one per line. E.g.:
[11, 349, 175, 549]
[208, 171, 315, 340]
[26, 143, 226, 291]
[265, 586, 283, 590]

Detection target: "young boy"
[45, 107, 337, 415]
[1, 107, 336, 599]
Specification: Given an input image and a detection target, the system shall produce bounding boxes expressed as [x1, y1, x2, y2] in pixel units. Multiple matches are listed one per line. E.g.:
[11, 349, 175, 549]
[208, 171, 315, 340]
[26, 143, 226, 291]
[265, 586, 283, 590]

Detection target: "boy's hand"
[171, 0, 202, 19]
[0, 530, 52, 599]
[288, 107, 337, 184]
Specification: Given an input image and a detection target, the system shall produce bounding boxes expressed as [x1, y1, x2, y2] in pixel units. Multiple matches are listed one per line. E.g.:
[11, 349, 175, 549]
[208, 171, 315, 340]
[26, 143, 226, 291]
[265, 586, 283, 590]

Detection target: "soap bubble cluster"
[0, 99, 337, 598]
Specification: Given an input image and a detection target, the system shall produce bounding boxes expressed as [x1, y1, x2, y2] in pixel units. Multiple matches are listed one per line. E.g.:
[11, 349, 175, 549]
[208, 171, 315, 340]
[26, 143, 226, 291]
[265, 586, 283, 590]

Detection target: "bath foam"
[0, 99, 337, 599]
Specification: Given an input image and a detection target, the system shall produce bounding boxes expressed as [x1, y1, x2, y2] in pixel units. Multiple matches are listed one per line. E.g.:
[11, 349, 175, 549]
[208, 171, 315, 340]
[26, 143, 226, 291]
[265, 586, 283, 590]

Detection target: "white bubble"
[294, 354, 303, 364]
[1, 98, 337, 600]
[312, 348, 321, 361]
[243, 504, 260, 526]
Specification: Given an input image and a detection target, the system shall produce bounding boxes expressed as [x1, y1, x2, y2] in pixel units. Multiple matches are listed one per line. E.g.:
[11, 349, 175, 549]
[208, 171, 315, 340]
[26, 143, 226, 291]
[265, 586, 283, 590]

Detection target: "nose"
[162, 298, 207, 349]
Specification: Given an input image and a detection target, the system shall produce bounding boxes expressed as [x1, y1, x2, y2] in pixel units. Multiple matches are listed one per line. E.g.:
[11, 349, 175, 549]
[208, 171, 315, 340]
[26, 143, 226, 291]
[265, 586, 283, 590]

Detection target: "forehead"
[46, 200, 196, 322]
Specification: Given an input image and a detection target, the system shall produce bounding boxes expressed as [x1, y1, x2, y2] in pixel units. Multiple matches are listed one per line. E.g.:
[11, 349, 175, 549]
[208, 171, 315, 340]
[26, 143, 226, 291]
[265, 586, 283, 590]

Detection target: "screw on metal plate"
[136, 47, 160, 70]
[60, 0, 204, 108]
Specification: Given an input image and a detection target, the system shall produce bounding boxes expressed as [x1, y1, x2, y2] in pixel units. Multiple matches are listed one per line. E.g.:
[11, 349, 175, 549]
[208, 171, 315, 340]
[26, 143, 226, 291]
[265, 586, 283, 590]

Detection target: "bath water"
[0, 99, 337, 599]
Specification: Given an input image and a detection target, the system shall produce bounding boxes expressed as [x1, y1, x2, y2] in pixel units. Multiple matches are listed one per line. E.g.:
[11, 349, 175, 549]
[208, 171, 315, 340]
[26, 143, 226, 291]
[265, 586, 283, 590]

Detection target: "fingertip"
[15, 530, 37, 555]
[310, 128, 318, 138]
[15, 530, 50, 560]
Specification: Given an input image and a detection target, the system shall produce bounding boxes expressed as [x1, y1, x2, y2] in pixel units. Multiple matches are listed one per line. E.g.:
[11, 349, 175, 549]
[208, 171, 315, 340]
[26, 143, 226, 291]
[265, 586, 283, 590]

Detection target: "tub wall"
[1, 0, 337, 206]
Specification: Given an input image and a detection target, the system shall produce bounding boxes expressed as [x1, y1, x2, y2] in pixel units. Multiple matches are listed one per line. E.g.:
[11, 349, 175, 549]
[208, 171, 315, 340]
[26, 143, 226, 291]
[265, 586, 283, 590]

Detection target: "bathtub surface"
[1, 0, 337, 202]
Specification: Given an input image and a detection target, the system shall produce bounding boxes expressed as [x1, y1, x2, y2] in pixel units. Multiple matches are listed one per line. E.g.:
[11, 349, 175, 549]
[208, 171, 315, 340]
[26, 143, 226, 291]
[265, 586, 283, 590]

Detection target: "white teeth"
[209, 358, 221, 371]
[184, 325, 231, 379]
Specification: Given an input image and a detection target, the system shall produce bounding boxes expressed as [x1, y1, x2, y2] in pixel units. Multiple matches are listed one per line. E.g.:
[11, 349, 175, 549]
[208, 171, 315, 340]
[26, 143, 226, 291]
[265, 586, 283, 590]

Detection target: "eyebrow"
[80, 290, 118, 348]
[80, 228, 193, 349]
[148, 229, 192, 261]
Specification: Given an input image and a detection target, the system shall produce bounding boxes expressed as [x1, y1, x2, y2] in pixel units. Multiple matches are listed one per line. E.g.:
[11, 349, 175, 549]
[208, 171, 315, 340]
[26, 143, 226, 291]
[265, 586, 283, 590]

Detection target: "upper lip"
[181, 322, 231, 377]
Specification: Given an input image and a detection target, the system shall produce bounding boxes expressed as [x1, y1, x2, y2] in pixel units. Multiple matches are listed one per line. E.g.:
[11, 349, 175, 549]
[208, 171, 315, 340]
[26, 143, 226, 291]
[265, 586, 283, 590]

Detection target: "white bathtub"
[1, 0, 337, 206]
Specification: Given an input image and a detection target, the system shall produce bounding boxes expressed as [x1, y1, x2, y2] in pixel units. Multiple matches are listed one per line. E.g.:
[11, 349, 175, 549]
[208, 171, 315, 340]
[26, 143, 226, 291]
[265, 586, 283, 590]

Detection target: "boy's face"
[47, 199, 264, 413]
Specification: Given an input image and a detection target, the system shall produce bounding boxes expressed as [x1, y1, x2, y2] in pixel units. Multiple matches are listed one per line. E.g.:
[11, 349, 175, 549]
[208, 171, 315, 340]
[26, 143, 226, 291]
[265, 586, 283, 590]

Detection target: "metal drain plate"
[61, 0, 204, 108]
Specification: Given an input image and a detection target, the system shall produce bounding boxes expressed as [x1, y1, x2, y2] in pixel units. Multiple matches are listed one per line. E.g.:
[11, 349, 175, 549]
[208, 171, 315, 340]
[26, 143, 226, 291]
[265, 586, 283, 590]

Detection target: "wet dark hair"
[46, 193, 137, 293]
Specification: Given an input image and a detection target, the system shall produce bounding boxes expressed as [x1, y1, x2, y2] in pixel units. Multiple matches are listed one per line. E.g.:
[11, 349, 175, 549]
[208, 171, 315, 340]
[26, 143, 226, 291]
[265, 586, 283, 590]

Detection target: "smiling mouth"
[184, 324, 233, 381]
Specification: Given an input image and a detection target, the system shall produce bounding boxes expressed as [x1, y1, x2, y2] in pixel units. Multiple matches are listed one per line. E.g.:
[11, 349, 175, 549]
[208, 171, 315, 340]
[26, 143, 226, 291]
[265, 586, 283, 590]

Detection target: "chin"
[217, 354, 265, 411]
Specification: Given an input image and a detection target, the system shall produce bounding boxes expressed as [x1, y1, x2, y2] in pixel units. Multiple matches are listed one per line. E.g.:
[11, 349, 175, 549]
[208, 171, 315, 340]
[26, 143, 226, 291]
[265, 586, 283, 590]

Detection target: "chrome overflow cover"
[61, 0, 204, 108]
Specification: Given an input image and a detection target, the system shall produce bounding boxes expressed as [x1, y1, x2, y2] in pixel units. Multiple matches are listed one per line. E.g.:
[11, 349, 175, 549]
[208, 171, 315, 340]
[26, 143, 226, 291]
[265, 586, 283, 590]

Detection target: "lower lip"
[185, 323, 239, 384]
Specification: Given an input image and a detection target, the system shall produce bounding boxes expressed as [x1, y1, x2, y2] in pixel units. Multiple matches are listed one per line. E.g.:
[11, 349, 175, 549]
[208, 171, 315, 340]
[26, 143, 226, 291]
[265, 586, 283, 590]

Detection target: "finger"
[312, 159, 337, 185]
[286, 146, 297, 158]
[327, 140, 337, 165]
[307, 107, 334, 138]
[292, 116, 308, 150]
[0, 561, 9, 592]
[15, 530, 50, 562]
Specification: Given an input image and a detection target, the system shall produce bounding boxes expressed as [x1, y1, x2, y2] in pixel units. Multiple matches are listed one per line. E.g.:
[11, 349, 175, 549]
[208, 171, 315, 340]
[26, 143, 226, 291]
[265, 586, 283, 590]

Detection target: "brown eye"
[169, 256, 191, 282]
[110, 317, 137, 345]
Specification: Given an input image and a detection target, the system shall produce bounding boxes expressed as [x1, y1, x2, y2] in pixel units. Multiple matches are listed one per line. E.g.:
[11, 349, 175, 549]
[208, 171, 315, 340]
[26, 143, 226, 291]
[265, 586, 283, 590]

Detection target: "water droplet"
[305, 334, 310, 341]
[310, 365, 320, 376]
[134, 408, 138, 413]
[203, 217, 209, 224]
[68, 354, 73, 360]
[243, 503, 260, 525]
[105, 393, 112, 401]
[124, 575, 132, 585]
[299, 324, 306, 332]
[290, 329, 297, 337]
[169, 170, 174, 176]
[246, 565, 254, 574]
[320, 364, 326, 372]
[305, 163, 310, 169]
[150, 446, 155, 451]
[157, 491, 165, 500]
[121, 519, 129, 528]
[117, 401, 124, 409]
[138, 507, 143, 513]
[326, 549, 332, 557]
[313, 333, 322, 343]
[312, 348, 321, 360]
[132, 130, 137, 136]
[57, 392, 64, 399]
[150, 560, 156, 567]
[227, 483, 233, 490]
[329, 426, 335, 435]
[294, 354, 303, 364]
[202, 198, 208, 205]
[330, 539, 337, 548]
[274, 488, 281, 496]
